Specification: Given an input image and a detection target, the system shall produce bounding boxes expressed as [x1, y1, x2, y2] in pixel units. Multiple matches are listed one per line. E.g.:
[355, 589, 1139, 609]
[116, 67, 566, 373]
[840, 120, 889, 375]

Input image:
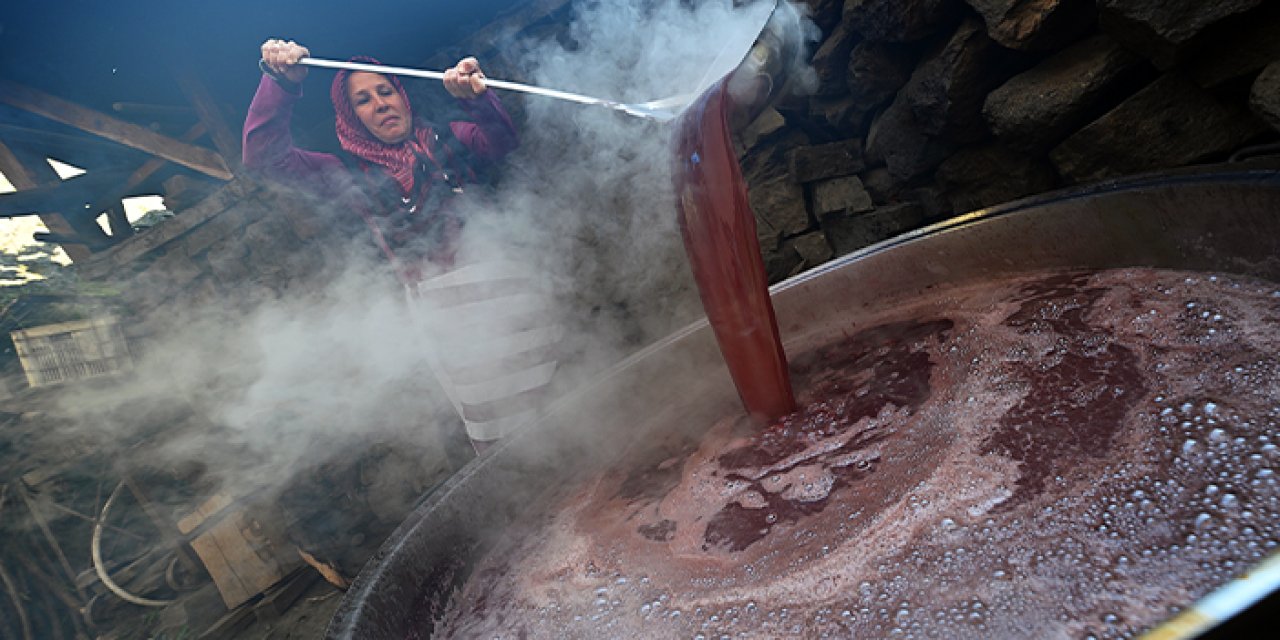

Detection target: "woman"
[245, 40, 561, 454]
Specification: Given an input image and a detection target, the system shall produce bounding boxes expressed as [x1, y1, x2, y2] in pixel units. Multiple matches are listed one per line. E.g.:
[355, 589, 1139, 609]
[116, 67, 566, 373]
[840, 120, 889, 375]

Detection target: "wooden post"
[173, 71, 242, 174]
[0, 138, 93, 261]
[0, 79, 233, 180]
[105, 205, 134, 239]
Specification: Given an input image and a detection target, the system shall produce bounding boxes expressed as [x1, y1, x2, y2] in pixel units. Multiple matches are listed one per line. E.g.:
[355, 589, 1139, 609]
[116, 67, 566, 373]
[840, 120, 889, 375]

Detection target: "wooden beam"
[0, 79, 233, 180]
[105, 205, 134, 239]
[111, 101, 196, 119]
[124, 122, 206, 188]
[0, 169, 132, 217]
[32, 232, 114, 252]
[83, 121, 208, 223]
[75, 179, 255, 281]
[173, 71, 241, 173]
[0, 139, 92, 261]
[0, 122, 148, 157]
[424, 0, 572, 67]
[4, 140, 114, 250]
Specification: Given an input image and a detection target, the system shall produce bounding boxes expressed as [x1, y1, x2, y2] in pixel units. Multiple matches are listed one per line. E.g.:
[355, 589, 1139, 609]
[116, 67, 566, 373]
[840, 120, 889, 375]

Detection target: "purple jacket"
[242, 74, 519, 200]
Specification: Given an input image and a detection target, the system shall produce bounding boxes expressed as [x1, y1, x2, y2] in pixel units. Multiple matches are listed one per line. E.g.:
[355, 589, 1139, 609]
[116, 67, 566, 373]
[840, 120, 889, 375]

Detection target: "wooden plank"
[259, 183, 325, 240]
[173, 71, 241, 173]
[75, 178, 254, 280]
[6, 140, 115, 247]
[122, 122, 207, 193]
[177, 492, 235, 534]
[0, 79, 233, 180]
[178, 201, 255, 259]
[0, 122, 150, 156]
[252, 568, 319, 621]
[82, 121, 208, 226]
[0, 138, 91, 261]
[182, 493, 252, 607]
[121, 179, 250, 255]
[32, 232, 113, 252]
[132, 248, 204, 305]
[111, 101, 196, 119]
[179, 492, 296, 610]
[0, 169, 132, 217]
[191, 519, 255, 607]
[196, 597, 256, 639]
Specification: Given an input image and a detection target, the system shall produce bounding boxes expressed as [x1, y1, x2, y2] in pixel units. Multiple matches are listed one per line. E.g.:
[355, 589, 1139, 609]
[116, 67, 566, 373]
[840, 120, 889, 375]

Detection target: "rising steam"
[48, 0, 818, 521]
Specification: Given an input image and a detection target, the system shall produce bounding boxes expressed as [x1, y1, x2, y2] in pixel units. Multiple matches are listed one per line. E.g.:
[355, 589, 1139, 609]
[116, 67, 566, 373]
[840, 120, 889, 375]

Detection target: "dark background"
[0, 0, 529, 161]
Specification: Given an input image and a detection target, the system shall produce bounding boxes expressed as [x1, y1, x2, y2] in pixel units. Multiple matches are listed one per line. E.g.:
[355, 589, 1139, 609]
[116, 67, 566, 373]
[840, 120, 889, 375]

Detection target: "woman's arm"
[242, 39, 345, 188]
[451, 91, 520, 161]
[442, 57, 520, 161]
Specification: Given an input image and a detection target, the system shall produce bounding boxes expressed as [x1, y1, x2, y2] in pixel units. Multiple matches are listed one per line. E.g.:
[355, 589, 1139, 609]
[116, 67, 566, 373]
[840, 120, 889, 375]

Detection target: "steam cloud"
[47, 0, 817, 537]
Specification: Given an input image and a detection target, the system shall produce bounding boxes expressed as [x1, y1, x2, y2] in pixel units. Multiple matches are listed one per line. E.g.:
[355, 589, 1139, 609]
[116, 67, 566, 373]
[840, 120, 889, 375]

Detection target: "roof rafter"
[0, 138, 96, 261]
[0, 79, 233, 181]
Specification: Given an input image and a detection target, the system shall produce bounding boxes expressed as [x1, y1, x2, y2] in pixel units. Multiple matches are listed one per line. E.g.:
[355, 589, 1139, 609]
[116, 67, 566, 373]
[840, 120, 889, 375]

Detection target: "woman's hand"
[261, 39, 310, 84]
[443, 57, 487, 99]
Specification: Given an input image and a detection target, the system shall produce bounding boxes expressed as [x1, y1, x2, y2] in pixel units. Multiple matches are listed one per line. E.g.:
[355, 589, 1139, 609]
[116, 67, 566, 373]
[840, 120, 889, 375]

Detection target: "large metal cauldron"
[326, 162, 1280, 639]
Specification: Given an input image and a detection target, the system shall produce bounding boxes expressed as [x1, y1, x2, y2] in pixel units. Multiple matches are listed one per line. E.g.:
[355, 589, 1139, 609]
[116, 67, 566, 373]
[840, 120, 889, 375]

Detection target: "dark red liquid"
[672, 80, 795, 421]
[435, 267, 1280, 639]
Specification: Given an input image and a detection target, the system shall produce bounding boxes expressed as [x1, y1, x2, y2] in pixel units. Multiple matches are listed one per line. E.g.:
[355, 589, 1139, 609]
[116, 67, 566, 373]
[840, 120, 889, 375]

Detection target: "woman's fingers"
[260, 39, 309, 83]
[443, 66, 463, 97]
[444, 57, 486, 98]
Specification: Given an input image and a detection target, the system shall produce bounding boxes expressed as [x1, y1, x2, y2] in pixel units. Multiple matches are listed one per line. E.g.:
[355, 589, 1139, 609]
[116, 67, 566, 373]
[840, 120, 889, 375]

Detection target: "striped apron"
[407, 258, 563, 442]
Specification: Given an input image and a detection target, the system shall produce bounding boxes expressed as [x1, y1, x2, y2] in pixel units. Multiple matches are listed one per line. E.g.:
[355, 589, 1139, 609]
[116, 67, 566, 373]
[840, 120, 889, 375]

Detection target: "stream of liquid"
[670, 79, 795, 421]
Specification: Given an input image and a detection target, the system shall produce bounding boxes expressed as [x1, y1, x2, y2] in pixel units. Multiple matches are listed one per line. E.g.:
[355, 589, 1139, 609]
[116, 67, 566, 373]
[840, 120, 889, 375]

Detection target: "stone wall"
[747, 0, 1280, 282]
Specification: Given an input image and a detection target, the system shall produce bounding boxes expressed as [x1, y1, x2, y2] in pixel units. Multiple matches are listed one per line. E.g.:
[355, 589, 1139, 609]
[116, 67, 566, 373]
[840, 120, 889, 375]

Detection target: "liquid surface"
[434, 267, 1280, 639]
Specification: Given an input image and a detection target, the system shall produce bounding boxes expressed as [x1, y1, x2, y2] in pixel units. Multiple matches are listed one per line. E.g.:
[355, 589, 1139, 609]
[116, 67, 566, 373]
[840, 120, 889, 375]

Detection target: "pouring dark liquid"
[672, 79, 796, 421]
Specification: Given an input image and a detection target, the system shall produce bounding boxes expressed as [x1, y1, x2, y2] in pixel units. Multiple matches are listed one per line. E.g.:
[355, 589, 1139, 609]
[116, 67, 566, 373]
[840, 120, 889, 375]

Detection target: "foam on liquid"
[433, 267, 1280, 639]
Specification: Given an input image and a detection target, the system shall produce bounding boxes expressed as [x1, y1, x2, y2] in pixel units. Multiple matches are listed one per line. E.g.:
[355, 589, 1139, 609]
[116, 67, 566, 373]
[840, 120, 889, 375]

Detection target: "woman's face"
[347, 71, 411, 144]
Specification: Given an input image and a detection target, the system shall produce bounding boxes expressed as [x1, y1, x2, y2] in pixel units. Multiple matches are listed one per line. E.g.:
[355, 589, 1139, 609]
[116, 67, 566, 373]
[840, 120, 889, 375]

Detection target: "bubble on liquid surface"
[431, 268, 1280, 639]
